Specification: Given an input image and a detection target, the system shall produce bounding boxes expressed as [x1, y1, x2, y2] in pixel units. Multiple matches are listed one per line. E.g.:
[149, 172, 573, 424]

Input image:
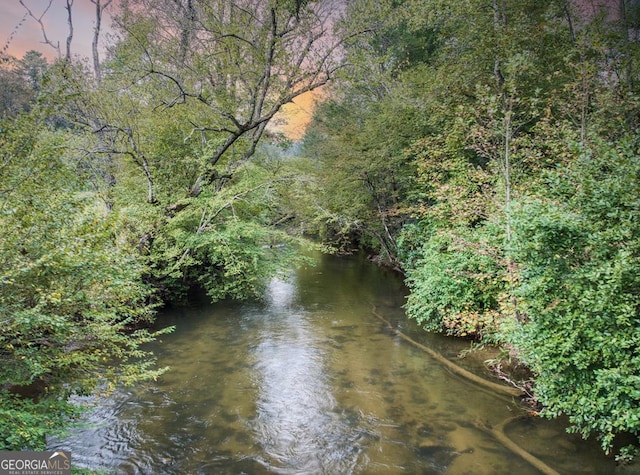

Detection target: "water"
[50, 253, 619, 474]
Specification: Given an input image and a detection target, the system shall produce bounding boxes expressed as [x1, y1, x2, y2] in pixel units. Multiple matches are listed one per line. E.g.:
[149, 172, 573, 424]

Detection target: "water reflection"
[251, 277, 360, 474]
[49, 254, 618, 474]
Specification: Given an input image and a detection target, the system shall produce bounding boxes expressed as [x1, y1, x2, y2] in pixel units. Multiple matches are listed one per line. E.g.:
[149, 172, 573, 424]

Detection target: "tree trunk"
[91, 0, 113, 82]
[64, 0, 74, 61]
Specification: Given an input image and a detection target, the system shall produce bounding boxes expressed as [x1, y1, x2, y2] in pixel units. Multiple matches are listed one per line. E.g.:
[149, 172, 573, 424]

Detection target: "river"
[50, 253, 618, 474]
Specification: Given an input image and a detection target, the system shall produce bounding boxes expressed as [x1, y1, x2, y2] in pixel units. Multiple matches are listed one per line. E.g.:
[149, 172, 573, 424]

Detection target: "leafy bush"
[0, 114, 170, 450]
[404, 225, 506, 338]
[144, 160, 315, 302]
[0, 391, 82, 451]
[507, 138, 640, 454]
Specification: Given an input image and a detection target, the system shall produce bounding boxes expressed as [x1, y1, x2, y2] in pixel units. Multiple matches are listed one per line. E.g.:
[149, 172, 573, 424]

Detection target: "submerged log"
[371, 307, 522, 397]
[475, 416, 561, 475]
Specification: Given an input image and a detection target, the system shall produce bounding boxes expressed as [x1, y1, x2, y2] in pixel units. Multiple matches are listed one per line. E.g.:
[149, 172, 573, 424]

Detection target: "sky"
[273, 90, 321, 141]
[1, 0, 104, 60]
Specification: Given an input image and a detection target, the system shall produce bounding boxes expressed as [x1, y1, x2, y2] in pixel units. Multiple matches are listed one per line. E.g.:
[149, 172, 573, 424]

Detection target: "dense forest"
[1, 0, 639, 465]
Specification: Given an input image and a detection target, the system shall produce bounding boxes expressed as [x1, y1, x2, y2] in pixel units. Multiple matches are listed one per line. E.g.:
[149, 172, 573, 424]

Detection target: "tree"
[19, 0, 75, 61]
[42, 45, 314, 301]
[18, 0, 115, 79]
[398, 0, 640, 458]
[395, 0, 586, 335]
[0, 107, 171, 450]
[90, 0, 114, 82]
[0, 51, 48, 116]
[301, 91, 421, 266]
[27, 0, 345, 302]
[109, 0, 343, 193]
[0, 1, 345, 448]
[299, 0, 436, 265]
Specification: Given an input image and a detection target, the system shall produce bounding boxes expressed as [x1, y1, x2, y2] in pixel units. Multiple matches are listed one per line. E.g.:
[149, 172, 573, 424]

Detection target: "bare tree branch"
[18, 0, 61, 58]
[114, 0, 344, 150]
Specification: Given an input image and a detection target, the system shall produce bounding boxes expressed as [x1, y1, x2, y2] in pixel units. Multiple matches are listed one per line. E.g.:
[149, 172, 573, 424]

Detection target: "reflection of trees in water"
[294, 252, 407, 311]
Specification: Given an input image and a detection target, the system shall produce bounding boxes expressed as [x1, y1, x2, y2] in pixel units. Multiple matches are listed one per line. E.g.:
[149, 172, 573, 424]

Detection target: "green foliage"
[404, 226, 506, 338]
[1, 0, 639, 462]
[296, 0, 446, 265]
[147, 160, 315, 301]
[0, 111, 171, 450]
[0, 391, 82, 451]
[316, 0, 640, 459]
[109, 0, 338, 178]
[0, 51, 48, 117]
[404, 132, 494, 229]
[301, 74, 428, 261]
[302, 93, 419, 264]
[507, 138, 640, 453]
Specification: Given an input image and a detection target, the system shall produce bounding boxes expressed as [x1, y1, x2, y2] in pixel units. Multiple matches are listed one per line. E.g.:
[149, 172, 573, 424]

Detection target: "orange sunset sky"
[1, 0, 319, 140]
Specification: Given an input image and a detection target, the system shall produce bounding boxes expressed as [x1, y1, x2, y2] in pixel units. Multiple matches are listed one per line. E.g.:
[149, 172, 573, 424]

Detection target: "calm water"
[50, 253, 619, 474]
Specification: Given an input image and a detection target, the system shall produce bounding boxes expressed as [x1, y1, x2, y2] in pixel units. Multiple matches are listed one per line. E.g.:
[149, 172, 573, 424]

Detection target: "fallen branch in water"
[371, 307, 522, 397]
[474, 416, 561, 475]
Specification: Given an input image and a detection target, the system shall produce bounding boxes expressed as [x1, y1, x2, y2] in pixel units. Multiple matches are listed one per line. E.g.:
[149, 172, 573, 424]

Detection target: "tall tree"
[46, 2, 340, 302]
[0, 51, 48, 116]
[110, 0, 343, 194]
[300, 0, 435, 265]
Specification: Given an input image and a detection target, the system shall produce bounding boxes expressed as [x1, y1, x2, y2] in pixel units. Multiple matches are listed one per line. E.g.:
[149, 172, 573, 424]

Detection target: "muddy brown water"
[50, 253, 620, 474]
